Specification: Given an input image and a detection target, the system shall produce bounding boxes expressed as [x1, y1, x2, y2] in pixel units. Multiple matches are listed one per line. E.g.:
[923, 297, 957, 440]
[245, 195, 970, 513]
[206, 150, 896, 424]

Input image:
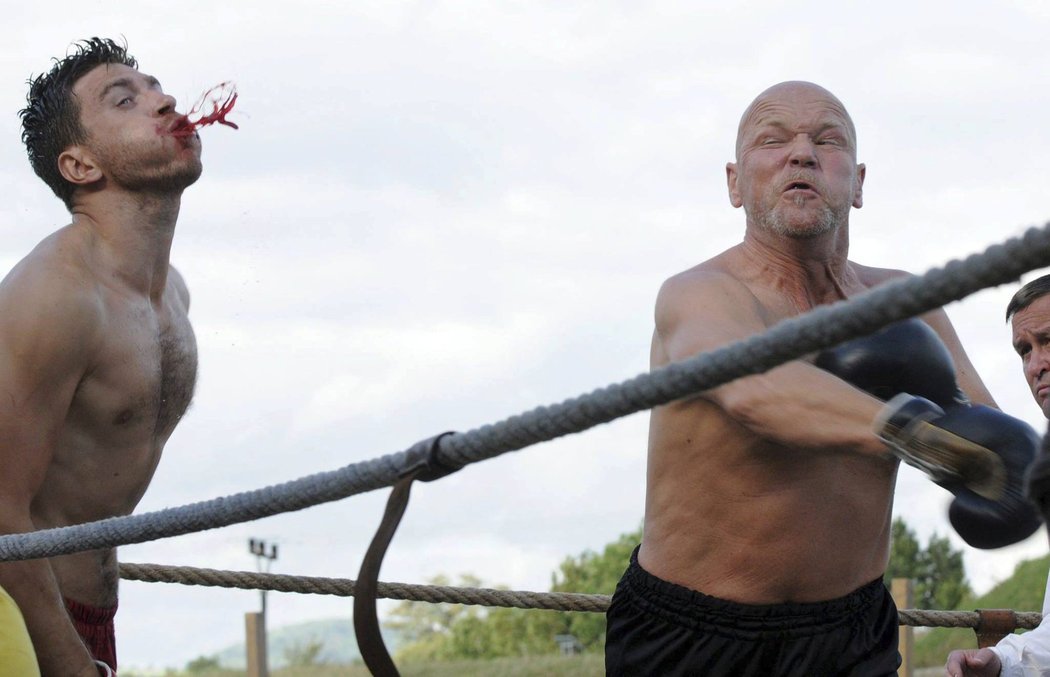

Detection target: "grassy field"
[911, 554, 1049, 667]
[124, 654, 604, 677]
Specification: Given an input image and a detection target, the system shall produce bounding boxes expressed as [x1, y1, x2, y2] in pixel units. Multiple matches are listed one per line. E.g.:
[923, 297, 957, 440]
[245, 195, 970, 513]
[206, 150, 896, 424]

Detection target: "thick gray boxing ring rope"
[1, 223, 1050, 562]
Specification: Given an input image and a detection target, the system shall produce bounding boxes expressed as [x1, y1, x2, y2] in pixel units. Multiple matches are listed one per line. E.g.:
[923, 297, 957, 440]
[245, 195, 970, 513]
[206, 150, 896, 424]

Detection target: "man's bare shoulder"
[847, 261, 912, 289]
[1, 227, 98, 293]
[0, 227, 104, 355]
[658, 251, 761, 318]
[653, 254, 770, 365]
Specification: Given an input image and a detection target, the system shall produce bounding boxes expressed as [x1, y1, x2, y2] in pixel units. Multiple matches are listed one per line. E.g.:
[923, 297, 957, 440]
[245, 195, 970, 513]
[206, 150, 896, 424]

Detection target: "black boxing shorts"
[605, 547, 900, 676]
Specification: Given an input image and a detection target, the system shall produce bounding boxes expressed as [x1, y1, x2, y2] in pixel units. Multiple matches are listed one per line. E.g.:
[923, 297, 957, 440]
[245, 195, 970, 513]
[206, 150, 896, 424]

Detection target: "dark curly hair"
[19, 37, 138, 210]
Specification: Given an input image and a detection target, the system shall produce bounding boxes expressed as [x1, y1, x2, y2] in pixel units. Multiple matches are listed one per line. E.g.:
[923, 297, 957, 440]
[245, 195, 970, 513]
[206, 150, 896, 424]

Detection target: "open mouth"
[785, 181, 815, 192]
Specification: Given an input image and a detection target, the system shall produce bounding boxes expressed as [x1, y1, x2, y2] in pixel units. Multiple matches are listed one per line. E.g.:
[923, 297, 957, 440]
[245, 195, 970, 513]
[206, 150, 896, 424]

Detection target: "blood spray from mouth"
[170, 82, 239, 138]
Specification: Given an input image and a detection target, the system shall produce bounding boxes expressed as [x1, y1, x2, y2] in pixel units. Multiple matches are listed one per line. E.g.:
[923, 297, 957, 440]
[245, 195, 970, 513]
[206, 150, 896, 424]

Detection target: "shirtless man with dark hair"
[2, 37, 201, 675]
[605, 81, 1040, 676]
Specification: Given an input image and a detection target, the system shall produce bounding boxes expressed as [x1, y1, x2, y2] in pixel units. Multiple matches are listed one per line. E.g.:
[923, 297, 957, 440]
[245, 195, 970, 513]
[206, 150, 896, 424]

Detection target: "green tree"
[185, 655, 221, 673]
[441, 604, 568, 659]
[547, 525, 641, 651]
[886, 516, 921, 579]
[386, 573, 486, 636]
[917, 532, 969, 609]
[394, 630, 453, 663]
[391, 527, 643, 662]
[553, 526, 640, 594]
[283, 638, 326, 666]
[388, 573, 488, 662]
[884, 516, 971, 609]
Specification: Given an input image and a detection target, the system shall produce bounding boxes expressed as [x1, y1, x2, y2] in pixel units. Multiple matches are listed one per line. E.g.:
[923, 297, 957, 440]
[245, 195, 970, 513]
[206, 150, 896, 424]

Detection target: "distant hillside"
[913, 554, 1049, 667]
[207, 617, 404, 669]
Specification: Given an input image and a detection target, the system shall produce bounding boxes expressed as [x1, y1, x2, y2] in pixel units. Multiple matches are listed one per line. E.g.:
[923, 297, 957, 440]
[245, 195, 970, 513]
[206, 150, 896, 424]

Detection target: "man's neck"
[738, 224, 857, 310]
[70, 188, 182, 301]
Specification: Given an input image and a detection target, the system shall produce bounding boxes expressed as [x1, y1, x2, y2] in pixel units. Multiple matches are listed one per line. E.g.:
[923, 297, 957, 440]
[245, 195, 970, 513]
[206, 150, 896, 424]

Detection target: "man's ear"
[57, 146, 103, 187]
[852, 163, 866, 209]
[726, 162, 742, 208]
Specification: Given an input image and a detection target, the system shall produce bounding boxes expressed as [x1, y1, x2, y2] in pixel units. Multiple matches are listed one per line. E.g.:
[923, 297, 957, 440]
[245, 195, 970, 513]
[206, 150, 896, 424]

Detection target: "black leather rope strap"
[354, 432, 459, 676]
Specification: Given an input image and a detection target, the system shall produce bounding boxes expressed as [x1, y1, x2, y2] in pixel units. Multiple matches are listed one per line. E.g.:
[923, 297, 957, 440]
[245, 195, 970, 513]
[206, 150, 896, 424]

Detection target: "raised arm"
[0, 259, 104, 676]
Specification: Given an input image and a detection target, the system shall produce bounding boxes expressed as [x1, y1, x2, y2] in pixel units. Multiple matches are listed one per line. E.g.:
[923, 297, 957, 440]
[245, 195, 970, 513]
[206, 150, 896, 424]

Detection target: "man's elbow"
[708, 383, 771, 433]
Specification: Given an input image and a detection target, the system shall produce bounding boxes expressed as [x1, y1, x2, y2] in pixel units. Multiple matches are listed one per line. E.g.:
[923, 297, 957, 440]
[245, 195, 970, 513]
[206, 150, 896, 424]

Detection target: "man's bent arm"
[654, 271, 890, 456]
[0, 267, 105, 676]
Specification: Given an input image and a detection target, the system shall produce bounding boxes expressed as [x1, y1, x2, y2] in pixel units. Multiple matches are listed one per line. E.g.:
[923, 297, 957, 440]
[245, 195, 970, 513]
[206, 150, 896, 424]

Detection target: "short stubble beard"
[757, 192, 844, 239]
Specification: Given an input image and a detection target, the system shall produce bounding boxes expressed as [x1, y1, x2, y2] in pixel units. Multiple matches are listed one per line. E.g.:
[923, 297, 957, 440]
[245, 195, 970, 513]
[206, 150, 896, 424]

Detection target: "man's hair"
[19, 37, 138, 210]
[1006, 273, 1050, 322]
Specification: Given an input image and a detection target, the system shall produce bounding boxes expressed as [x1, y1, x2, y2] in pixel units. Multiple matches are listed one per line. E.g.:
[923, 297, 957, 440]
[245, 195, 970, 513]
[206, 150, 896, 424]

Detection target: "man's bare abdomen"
[640, 401, 895, 605]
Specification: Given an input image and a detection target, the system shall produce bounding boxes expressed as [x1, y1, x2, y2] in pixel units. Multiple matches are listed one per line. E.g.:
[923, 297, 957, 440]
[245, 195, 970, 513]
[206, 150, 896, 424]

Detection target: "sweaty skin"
[0, 62, 200, 676]
[638, 81, 994, 606]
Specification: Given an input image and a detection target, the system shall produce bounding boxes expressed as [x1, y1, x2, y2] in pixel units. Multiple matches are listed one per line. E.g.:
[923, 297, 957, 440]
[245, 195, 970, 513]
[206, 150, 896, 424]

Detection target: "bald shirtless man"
[1, 38, 200, 675]
[605, 81, 1041, 676]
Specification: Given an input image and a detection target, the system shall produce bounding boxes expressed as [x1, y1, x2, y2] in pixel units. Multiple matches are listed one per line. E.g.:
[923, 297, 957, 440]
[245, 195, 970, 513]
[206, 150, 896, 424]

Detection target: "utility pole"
[249, 538, 279, 615]
[246, 538, 278, 677]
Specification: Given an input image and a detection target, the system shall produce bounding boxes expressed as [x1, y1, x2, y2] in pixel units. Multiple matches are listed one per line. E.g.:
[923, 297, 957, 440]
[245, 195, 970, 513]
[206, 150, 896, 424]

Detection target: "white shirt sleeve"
[992, 569, 1050, 676]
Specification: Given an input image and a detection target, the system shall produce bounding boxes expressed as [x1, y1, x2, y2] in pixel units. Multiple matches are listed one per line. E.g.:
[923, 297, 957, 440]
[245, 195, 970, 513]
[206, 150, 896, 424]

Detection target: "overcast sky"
[4, 0, 1050, 670]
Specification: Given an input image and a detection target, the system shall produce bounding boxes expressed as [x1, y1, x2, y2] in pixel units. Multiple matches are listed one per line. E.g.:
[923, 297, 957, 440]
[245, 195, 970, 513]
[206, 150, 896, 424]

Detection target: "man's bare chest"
[71, 302, 198, 441]
[746, 278, 872, 329]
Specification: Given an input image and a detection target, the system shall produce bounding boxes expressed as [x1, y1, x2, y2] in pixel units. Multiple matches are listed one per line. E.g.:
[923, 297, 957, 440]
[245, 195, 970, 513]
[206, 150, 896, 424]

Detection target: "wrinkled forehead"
[1013, 294, 1050, 331]
[735, 83, 857, 156]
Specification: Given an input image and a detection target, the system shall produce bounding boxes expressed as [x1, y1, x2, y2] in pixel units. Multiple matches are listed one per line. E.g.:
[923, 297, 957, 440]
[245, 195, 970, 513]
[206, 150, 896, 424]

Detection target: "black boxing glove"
[876, 394, 1042, 549]
[815, 319, 968, 407]
[1025, 431, 1050, 522]
[818, 319, 1040, 547]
